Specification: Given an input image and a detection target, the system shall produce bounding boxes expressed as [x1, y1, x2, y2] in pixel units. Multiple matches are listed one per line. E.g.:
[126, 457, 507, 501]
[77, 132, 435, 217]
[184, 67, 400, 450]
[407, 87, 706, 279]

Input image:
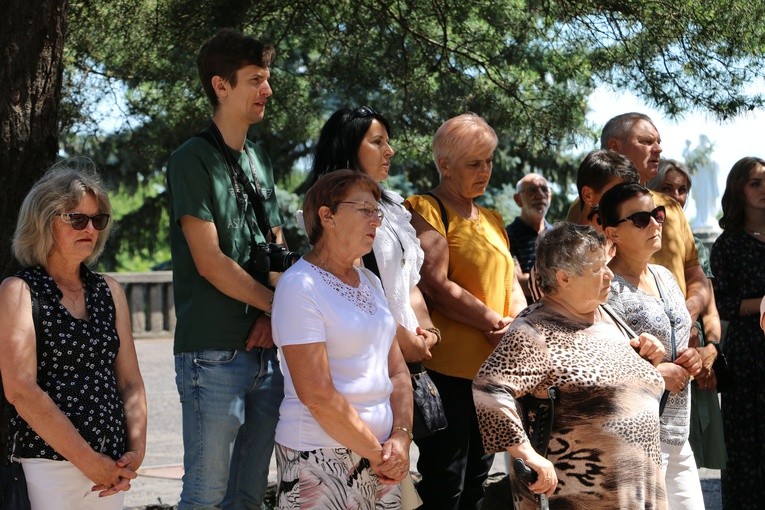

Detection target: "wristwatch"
[391, 426, 414, 441]
[707, 341, 722, 359]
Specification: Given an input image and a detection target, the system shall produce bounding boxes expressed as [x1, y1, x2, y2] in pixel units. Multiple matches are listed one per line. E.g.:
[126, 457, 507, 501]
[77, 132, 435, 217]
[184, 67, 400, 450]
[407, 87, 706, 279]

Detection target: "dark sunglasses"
[57, 212, 111, 230]
[354, 105, 378, 117]
[615, 206, 666, 229]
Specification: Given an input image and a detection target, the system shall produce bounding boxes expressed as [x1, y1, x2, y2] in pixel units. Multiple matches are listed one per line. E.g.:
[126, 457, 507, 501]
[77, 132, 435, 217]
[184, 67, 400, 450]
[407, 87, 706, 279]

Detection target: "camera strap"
[195, 123, 274, 242]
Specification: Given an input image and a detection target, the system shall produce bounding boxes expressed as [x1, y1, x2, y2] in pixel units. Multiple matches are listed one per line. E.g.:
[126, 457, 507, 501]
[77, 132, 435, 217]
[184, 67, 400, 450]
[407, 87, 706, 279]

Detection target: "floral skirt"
[275, 443, 401, 509]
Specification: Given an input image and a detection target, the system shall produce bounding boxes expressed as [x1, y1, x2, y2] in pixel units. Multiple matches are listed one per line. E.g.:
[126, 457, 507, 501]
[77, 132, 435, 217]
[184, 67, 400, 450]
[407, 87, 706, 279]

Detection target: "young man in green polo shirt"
[167, 28, 285, 509]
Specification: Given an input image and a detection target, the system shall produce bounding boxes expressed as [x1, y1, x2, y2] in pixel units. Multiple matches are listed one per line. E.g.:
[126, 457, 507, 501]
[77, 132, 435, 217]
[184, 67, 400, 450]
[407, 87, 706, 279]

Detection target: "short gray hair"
[12, 159, 113, 267]
[535, 223, 606, 294]
[600, 112, 655, 149]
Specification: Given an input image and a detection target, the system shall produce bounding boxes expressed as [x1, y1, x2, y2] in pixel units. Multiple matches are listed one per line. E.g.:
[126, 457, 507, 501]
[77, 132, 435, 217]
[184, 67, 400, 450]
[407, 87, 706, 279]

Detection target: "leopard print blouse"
[473, 302, 667, 510]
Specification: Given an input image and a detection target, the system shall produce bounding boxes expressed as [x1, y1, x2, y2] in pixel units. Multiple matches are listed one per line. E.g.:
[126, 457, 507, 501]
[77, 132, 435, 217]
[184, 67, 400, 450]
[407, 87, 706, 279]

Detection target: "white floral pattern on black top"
[8, 264, 127, 460]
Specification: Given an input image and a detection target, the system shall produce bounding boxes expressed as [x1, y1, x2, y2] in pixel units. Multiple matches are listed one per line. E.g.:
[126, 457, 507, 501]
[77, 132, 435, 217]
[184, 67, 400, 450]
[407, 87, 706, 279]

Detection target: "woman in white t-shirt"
[272, 170, 413, 509]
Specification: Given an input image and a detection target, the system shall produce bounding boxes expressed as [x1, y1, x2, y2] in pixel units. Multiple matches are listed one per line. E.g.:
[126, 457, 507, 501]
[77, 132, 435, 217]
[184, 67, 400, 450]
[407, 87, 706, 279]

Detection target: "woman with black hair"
[710, 156, 765, 510]
[304, 106, 440, 372]
[601, 182, 703, 510]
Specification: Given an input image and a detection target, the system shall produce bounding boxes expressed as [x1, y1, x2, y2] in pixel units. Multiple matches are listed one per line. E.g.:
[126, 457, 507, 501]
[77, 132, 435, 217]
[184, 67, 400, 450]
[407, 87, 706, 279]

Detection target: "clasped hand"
[370, 435, 410, 485]
[630, 333, 665, 366]
[658, 348, 702, 394]
[89, 450, 142, 497]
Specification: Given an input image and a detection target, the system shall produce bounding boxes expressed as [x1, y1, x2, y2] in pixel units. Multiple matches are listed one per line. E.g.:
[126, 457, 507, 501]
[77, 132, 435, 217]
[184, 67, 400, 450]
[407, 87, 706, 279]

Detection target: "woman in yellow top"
[406, 113, 526, 510]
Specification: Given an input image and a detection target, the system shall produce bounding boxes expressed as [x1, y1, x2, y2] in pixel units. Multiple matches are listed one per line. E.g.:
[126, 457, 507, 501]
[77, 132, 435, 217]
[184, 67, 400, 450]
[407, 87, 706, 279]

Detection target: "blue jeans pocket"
[193, 349, 238, 366]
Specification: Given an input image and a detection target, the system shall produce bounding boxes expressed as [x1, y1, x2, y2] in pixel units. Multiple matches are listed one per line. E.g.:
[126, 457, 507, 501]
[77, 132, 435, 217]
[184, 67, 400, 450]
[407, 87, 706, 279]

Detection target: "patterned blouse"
[607, 264, 692, 446]
[473, 303, 666, 510]
[9, 265, 127, 460]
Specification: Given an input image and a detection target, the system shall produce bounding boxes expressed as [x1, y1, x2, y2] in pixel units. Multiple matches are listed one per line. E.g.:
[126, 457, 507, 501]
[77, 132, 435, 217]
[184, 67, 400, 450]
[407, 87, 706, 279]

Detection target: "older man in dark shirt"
[506, 173, 552, 302]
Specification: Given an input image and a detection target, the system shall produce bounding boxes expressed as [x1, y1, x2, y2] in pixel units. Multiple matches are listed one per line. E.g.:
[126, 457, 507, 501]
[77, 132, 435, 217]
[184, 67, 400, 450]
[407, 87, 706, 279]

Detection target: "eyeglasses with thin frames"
[56, 212, 111, 231]
[337, 201, 384, 221]
[615, 206, 666, 229]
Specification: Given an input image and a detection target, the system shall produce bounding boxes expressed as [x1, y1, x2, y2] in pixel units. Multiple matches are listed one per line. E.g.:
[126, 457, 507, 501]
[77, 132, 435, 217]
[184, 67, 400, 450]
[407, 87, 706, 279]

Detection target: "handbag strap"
[649, 267, 677, 361]
[3, 288, 42, 463]
[424, 192, 449, 235]
[599, 303, 638, 340]
[647, 267, 675, 416]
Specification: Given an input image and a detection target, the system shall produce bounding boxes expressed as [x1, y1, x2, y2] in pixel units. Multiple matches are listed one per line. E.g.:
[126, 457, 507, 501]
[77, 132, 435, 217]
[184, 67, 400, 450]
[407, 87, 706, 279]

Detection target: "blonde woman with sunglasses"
[601, 182, 704, 510]
[0, 162, 147, 509]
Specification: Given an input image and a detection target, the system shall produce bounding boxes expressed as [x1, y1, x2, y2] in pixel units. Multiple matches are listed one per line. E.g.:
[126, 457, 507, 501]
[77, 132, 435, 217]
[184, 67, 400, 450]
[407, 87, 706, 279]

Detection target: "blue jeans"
[175, 348, 284, 510]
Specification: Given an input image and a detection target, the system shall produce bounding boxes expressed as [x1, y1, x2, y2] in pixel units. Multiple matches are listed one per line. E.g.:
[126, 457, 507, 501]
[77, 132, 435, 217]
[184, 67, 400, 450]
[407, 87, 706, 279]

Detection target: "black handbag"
[408, 363, 447, 439]
[709, 342, 731, 393]
[0, 291, 41, 509]
[0, 455, 31, 510]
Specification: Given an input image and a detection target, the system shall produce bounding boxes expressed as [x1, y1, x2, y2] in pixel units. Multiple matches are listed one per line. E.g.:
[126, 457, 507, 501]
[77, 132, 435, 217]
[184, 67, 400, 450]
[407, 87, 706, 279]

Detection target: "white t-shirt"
[272, 258, 397, 450]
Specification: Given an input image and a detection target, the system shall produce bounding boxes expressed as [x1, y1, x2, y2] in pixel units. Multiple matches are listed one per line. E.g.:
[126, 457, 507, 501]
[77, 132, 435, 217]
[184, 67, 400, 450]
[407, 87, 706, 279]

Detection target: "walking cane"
[512, 386, 559, 510]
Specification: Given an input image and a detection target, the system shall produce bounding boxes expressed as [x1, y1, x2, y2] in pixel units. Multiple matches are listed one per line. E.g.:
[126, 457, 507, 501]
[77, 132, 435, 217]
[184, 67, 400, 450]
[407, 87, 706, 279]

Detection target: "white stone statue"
[683, 135, 720, 231]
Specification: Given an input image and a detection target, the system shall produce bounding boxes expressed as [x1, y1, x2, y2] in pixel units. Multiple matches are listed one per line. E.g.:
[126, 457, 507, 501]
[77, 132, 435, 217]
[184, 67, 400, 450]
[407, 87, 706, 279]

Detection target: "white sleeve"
[272, 269, 326, 347]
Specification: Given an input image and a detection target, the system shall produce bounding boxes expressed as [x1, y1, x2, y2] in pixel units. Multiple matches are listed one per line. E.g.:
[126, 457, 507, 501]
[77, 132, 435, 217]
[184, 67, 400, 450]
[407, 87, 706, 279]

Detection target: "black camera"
[252, 242, 301, 274]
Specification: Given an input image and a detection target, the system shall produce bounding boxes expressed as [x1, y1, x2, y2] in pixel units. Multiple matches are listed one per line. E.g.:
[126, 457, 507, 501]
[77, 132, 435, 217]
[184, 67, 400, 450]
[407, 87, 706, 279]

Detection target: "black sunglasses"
[57, 212, 111, 230]
[615, 206, 666, 229]
[353, 105, 378, 117]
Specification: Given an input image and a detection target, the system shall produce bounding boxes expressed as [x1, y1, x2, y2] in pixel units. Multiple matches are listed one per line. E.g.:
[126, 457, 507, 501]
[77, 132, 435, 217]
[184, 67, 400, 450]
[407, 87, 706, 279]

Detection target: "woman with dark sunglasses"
[601, 182, 704, 510]
[0, 162, 147, 509]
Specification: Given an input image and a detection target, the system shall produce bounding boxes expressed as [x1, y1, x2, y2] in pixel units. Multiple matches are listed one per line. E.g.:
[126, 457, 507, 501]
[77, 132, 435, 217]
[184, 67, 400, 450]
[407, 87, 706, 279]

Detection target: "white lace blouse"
[373, 190, 426, 332]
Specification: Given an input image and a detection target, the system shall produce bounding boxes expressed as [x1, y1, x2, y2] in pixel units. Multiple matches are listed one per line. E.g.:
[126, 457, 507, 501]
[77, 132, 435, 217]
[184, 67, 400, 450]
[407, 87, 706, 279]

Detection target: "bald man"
[506, 173, 552, 301]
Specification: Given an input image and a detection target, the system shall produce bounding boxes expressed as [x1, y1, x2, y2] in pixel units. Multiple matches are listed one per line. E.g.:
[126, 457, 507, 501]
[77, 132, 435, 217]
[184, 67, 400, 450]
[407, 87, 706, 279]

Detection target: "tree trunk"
[0, 0, 69, 455]
[0, 0, 69, 279]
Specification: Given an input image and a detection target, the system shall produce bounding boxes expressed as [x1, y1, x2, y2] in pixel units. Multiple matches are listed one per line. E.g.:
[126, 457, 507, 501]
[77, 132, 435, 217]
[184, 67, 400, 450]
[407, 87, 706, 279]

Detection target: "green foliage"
[95, 176, 171, 271]
[58, 0, 765, 269]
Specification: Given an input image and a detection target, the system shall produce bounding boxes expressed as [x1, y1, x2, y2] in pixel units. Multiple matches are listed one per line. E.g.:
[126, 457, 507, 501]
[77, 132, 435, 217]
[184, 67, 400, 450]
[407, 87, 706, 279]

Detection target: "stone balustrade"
[105, 271, 174, 338]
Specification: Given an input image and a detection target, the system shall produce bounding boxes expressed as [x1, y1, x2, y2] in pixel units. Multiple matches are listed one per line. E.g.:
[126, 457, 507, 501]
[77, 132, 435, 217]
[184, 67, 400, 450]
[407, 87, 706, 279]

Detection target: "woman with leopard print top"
[474, 222, 668, 510]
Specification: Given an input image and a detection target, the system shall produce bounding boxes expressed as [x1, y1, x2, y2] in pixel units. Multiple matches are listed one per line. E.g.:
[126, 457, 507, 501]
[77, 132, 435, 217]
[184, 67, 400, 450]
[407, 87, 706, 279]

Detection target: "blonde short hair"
[432, 113, 498, 174]
[12, 160, 113, 267]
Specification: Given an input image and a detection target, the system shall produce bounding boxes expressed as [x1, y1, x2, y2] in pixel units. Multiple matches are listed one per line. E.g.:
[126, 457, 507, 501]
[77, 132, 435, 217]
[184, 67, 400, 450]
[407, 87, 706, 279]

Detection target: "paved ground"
[125, 338, 722, 509]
